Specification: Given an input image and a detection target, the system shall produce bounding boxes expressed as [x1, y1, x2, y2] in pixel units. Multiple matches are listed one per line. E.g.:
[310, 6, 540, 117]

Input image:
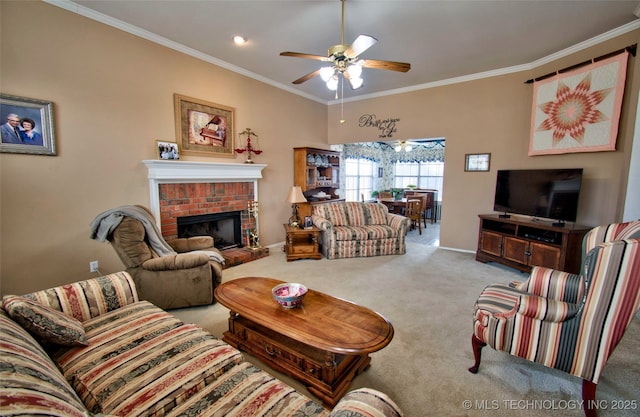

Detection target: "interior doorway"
[339, 139, 444, 247]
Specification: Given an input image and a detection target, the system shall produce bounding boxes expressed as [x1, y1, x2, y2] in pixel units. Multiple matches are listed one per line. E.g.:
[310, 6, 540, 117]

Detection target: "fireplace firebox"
[177, 211, 243, 250]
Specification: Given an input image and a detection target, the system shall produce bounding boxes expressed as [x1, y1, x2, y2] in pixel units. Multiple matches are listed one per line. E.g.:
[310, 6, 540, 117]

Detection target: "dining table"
[379, 191, 438, 223]
[376, 197, 410, 214]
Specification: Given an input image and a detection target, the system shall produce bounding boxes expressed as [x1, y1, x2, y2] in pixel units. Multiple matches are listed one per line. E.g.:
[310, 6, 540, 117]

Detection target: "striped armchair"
[469, 220, 640, 417]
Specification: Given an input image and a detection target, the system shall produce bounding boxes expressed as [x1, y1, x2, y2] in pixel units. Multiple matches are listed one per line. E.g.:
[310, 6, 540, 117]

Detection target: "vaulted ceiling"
[55, 1, 640, 103]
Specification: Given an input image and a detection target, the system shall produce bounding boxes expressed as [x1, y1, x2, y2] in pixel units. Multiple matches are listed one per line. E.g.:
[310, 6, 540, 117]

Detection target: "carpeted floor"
[172, 237, 640, 417]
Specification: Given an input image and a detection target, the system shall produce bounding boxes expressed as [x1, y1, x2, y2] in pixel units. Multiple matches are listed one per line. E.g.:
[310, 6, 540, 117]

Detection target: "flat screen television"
[493, 168, 583, 226]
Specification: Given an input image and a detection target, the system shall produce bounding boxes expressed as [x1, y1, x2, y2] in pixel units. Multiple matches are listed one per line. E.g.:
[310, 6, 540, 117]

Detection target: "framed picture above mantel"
[174, 93, 235, 158]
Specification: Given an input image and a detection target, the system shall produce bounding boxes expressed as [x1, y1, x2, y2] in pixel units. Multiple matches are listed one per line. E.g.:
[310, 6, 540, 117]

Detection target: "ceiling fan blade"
[280, 51, 331, 62]
[361, 59, 411, 72]
[292, 69, 322, 84]
[344, 35, 377, 58]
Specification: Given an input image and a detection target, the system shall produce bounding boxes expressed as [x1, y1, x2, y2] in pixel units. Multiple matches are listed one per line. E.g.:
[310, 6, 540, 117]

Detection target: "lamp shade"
[286, 186, 307, 204]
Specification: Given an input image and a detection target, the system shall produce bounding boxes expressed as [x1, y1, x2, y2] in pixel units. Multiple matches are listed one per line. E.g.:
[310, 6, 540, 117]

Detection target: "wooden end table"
[283, 223, 321, 261]
[214, 277, 394, 406]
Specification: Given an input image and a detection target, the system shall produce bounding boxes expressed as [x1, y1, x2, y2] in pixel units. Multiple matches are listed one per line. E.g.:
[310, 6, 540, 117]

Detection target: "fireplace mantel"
[143, 160, 267, 183]
[142, 160, 267, 225]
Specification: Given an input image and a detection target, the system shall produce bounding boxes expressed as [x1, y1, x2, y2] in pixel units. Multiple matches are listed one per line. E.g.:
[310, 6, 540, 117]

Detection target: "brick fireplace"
[143, 160, 268, 265]
[158, 181, 255, 242]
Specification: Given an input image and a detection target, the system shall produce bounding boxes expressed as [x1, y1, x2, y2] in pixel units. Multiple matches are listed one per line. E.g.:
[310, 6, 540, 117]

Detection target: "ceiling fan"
[394, 141, 419, 152]
[280, 0, 411, 91]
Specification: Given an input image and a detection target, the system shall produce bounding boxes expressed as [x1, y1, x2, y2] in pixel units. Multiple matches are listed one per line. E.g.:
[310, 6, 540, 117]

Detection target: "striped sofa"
[469, 220, 640, 417]
[0, 272, 403, 417]
[312, 202, 409, 259]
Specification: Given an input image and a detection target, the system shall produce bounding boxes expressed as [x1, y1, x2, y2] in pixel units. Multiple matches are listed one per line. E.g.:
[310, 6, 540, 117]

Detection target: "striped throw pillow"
[2, 295, 88, 347]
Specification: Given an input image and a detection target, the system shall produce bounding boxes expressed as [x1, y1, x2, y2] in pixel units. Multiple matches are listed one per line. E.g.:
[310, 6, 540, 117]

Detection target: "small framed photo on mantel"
[156, 140, 179, 160]
[465, 153, 491, 172]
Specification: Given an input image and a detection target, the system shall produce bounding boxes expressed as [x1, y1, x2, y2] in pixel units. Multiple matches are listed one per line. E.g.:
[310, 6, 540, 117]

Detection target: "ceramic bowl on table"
[272, 283, 308, 309]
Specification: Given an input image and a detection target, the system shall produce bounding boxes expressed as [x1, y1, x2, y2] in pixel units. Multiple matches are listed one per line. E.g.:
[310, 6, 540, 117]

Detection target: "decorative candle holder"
[235, 128, 262, 163]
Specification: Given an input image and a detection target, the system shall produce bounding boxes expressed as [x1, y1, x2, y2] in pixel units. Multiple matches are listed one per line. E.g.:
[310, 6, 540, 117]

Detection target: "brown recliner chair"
[90, 205, 223, 310]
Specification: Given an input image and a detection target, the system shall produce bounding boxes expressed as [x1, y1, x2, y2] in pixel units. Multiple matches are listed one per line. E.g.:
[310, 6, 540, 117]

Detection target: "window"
[394, 161, 444, 199]
[345, 158, 376, 201]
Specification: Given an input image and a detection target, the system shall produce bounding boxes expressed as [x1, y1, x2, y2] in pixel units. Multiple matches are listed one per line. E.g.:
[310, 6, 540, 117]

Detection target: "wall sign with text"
[358, 114, 400, 138]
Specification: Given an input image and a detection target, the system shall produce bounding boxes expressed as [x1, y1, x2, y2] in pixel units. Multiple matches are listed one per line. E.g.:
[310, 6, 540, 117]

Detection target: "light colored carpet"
[172, 241, 640, 417]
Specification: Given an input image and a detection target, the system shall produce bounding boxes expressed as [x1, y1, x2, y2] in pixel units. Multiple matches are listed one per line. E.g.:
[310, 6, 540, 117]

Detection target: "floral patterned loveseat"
[0, 272, 403, 417]
[312, 202, 409, 259]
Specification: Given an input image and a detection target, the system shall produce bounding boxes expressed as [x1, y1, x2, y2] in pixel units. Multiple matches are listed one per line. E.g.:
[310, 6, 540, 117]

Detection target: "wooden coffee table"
[214, 277, 394, 406]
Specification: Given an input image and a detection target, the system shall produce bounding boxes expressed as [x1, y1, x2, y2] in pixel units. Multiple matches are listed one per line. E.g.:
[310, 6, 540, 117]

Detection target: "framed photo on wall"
[1, 94, 56, 155]
[174, 93, 235, 158]
[156, 140, 179, 160]
[465, 153, 491, 172]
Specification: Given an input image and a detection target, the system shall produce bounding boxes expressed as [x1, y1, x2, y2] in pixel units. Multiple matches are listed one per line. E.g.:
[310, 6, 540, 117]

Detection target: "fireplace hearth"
[177, 211, 242, 250]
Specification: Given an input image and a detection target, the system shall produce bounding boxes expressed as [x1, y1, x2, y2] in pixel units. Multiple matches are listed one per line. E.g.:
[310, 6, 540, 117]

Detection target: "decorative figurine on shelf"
[235, 128, 262, 163]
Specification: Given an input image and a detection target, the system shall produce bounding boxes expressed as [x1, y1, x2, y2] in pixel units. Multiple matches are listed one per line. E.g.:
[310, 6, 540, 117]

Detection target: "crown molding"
[43, 0, 326, 104]
[45, 0, 639, 106]
[332, 19, 640, 105]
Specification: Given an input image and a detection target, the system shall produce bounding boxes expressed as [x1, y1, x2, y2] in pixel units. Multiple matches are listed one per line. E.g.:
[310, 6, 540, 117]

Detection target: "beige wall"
[0, 1, 328, 295]
[1, 1, 637, 295]
[328, 31, 639, 251]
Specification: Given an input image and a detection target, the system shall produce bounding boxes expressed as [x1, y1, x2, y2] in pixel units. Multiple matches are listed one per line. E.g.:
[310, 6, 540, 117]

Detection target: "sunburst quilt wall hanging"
[529, 51, 629, 156]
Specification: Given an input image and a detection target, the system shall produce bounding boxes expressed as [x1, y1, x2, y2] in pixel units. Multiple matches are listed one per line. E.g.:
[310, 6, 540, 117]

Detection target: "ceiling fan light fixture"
[320, 67, 335, 82]
[326, 76, 339, 91]
[395, 141, 413, 152]
[346, 61, 362, 78]
[348, 76, 363, 89]
[280, 0, 410, 96]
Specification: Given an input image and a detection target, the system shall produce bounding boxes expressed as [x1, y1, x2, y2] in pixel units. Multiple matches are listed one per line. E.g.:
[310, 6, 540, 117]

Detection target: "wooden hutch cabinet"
[293, 147, 343, 218]
[476, 214, 591, 274]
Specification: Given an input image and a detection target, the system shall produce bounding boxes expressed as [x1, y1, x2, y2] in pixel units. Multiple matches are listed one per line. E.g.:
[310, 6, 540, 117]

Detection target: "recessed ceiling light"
[233, 36, 247, 45]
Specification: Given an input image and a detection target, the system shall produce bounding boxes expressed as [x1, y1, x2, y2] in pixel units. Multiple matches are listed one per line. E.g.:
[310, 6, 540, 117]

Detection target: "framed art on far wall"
[1, 94, 56, 155]
[174, 93, 235, 158]
[465, 153, 491, 172]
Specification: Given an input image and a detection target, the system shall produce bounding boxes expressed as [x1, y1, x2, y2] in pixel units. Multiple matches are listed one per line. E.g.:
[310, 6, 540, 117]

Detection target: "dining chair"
[404, 199, 422, 234]
[410, 193, 429, 228]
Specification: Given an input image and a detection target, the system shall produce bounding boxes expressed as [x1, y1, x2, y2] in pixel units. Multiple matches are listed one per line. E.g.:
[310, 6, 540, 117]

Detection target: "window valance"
[341, 141, 445, 163]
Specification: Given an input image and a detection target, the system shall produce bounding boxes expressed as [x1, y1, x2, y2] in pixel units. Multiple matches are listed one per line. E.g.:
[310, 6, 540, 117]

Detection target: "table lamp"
[286, 186, 307, 228]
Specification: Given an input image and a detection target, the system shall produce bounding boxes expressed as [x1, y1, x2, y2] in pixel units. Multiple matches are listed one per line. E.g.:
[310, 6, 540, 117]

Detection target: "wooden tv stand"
[476, 214, 591, 274]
